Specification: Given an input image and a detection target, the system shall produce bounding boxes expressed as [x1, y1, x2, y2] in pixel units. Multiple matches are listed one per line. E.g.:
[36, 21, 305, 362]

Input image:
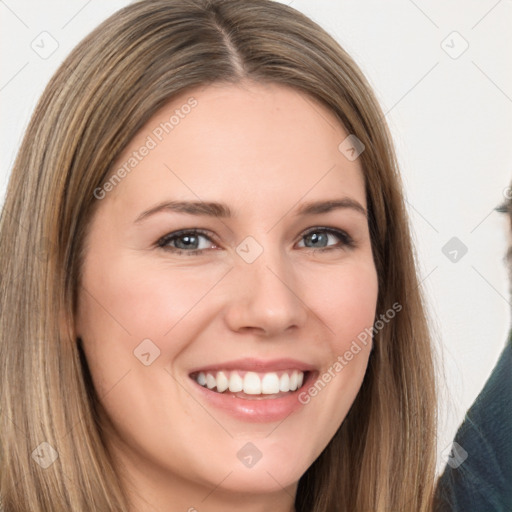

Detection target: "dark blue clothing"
[434, 332, 512, 511]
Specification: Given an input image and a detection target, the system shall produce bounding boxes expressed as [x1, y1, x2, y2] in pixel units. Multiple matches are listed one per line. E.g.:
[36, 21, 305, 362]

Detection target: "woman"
[0, 1, 438, 510]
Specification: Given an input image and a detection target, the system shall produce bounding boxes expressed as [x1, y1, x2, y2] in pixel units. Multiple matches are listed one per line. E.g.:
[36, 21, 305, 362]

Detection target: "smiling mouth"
[189, 369, 308, 398]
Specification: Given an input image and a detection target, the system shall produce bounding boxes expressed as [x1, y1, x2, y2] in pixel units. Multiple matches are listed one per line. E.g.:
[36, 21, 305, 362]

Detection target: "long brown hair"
[0, 1, 438, 510]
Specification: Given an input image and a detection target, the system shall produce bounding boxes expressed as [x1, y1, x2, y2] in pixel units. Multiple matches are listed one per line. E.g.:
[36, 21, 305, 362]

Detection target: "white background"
[1, 0, 511, 474]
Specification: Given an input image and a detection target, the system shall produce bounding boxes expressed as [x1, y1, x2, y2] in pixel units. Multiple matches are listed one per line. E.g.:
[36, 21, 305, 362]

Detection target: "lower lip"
[189, 371, 317, 423]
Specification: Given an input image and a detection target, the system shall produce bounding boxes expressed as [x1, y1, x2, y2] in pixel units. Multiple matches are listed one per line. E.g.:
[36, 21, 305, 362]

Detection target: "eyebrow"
[134, 197, 367, 223]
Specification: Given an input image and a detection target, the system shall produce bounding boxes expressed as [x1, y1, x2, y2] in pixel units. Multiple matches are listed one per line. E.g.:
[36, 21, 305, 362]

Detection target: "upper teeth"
[194, 370, 305, 394]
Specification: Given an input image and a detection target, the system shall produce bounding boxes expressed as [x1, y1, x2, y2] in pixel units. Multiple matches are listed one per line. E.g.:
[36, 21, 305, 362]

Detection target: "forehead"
[104, 81, 366, 217]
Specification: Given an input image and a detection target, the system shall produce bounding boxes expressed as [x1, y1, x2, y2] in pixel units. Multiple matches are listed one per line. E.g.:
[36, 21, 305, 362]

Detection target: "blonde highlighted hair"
[0, 1, 438, 510]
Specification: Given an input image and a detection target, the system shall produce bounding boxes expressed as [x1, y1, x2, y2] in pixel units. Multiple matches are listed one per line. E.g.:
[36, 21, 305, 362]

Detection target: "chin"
[209, 465, 301, 495]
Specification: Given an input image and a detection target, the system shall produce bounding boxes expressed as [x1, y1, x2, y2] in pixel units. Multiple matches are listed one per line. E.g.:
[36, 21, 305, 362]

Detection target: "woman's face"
[76, 81, 378, 508]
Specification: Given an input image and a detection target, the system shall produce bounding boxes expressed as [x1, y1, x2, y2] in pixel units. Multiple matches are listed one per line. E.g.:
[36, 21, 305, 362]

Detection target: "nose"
[223, 248, 309, 337]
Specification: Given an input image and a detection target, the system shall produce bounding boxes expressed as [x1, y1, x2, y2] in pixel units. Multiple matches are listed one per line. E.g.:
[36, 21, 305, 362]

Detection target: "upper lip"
[188, 357, 317, 374]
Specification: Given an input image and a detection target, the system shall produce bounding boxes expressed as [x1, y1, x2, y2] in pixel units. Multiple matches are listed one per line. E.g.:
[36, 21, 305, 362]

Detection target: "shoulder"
[434, 335, 512, 511]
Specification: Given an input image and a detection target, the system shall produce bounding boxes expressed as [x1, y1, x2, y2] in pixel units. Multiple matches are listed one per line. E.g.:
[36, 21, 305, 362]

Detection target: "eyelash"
[156, 227, 355, 256]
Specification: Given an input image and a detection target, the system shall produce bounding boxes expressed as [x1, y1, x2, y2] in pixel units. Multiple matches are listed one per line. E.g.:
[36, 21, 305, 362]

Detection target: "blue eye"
[156, 227, 354, 256]
[157, 229, 216, 255]
[298, 228, 354, 251]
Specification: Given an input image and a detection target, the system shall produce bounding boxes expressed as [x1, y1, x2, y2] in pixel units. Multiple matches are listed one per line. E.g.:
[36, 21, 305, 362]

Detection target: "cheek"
[299, 261, 377, 412]
[76, 254, 229, 387]
[81, 246, 225, 335]
[306, 259, 379, 350]
[286, 259, 378, 464]
[113, 262, 231, 342]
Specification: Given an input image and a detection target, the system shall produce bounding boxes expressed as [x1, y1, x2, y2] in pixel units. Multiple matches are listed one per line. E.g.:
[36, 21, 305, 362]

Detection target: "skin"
[76, 81, 379, 512]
